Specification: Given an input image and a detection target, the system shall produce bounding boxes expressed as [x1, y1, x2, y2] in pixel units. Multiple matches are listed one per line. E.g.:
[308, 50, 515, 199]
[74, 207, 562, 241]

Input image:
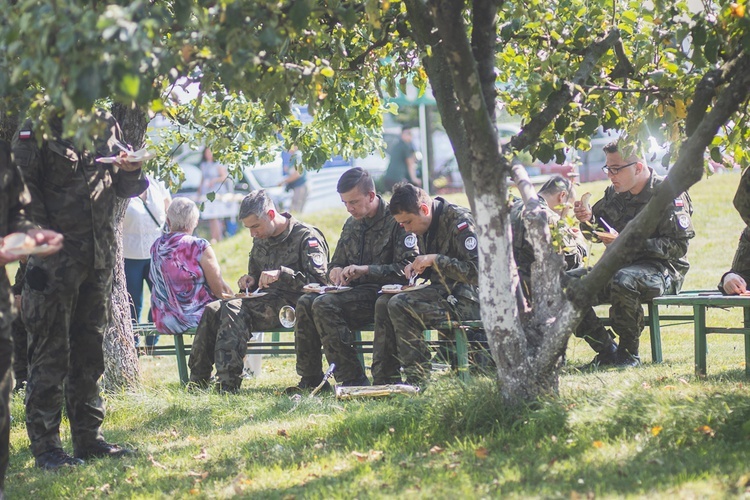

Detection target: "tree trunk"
[102, 103, 148, 391]
[0, 104, 19, 143]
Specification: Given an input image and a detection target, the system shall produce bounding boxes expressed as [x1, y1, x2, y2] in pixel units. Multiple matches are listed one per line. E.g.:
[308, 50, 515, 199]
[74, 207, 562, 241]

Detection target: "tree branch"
[471, 0, 499, 124]
[348, 18, 396, 70]
[509, 29, 620, 153]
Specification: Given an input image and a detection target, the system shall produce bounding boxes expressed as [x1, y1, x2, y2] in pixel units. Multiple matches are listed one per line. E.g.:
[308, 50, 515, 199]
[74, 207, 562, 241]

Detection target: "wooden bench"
[133, 322, 481, 385]
[652, 292, 750, 377]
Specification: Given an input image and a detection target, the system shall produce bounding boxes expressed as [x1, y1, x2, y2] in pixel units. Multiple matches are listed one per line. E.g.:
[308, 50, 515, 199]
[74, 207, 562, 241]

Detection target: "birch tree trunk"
[101, 103, 148, 391]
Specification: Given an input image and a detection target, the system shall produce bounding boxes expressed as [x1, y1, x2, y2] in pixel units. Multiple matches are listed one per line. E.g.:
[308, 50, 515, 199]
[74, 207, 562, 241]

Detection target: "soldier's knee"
[387, 294, 410, 315]
[296, 293, 316, 311]
[611, 269, 640, 296]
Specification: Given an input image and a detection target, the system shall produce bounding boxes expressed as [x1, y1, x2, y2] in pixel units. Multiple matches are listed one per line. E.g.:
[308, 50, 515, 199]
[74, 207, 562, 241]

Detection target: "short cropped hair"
[337, 167, 375, 195]
[239, 189, 273, 220]
[168, 197, 200, 232]
[538, 175, 574, 197]
[603, 141, 640, 162]
[389, 182, 431, 215]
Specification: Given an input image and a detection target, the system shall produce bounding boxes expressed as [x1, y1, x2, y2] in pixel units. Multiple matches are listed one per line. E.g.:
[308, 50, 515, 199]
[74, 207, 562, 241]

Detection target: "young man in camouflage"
[511, 175, 588, 294]
[0, 140, 63, 486]
[291, 168, 417, 390]
[372, 183, 479, 387]
[573, 142, 694, 367]
[188, 189, 329, 393]
[13, 113, 147, 470]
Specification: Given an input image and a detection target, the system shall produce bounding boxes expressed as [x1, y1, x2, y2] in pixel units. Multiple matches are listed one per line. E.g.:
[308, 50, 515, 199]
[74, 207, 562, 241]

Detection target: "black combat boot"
[285, 374, 331, 394]
[35, 449, 84, 470]
[614, 342, 641, 368]
[339, 374, 371, 387]
[74, 440, 134, 460]
[585, 338, 619, 369]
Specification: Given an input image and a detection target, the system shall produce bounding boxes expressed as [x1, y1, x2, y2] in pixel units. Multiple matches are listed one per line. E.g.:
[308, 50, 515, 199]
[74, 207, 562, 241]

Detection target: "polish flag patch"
[456, 221, 468, 231]
[674, 198, 684, 207]
[308, 239, 319, 248]
[19, 130, 32, 140]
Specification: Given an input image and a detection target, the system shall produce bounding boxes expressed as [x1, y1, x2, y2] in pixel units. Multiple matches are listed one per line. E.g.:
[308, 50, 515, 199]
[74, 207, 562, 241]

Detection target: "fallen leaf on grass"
[678, 378, 689, 384]
[651, 426, 663, 437]
[100, 484, 111, 494]
[641, 382, 651, 389]
[446, 462, 460, 470]
[351, 449, 384, 462]
[475, 447, 489, 459]
[592, 441, 604, 449]
[189, 488, 200, 495]
[148, 454, 168, 470]
[663, 385, 676, 390]
[736, 473, 750, 489]
[277, 429, 289, 437]
[696, 425, 716, 437]
[429, 445, 444, 455]
[188, 471, 209, 480]
[352, 451, 368, 462]
[193, 448, 209, 460]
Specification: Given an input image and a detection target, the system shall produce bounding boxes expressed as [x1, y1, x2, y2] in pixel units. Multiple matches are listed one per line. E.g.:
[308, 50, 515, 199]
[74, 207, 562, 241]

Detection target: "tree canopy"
[2, 0, 750, 402]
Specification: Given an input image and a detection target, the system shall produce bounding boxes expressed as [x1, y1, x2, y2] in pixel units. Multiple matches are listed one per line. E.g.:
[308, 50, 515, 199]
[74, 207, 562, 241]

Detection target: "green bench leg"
[174, 334, 189, 385]
[271, 331, 280, 357]
[744, 307, 750, 378]
[694, 305, 707, 377]
[354, 330, 365, 371]
[454, 327, 470, 383]
[648, 302, 663, 363]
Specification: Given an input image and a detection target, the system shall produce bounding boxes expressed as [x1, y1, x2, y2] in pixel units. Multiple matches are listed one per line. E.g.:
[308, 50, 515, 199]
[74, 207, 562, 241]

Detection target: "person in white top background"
[123, 174, 171, 347]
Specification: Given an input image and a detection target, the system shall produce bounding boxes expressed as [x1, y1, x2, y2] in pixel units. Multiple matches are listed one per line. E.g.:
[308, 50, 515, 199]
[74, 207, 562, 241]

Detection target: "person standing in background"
[279, 145, 308, 213]
[382, 127, 420, 192]
[198, 148, 233, 243]
[123, 173, 171, 346]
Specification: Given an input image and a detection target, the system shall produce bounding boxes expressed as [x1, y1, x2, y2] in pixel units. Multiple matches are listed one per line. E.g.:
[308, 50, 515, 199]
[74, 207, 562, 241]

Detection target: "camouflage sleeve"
[582, 192, 609, 241]
[719, 227, 750, 292]
[434, 215, 479, 285]
[329, 219, 353, 272]
[279, 228, 330, 289]
[637, 193, 694, 262]
[11, 128, 48, 229]
[367, 221, 418, 281]
[247, 248, 261, 286]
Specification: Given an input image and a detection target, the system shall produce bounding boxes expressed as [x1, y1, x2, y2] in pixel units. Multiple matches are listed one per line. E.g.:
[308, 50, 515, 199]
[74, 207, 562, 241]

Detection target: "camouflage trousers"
[0, 279, 13, 489]
[22, 251, 112, 457]
[575, 262, 675, 355]
[188, 293, 291, 389]
[294, 284, 378, 384]
[373, 285, 480, 384]
[11, 315, 27, 385]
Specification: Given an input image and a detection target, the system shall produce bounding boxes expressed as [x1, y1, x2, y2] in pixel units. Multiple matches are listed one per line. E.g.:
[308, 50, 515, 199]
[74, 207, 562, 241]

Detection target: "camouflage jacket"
[734, 166, 750, 226]
[0, 140, 35, 241]
[511, 197, 587, 282]
[329, 196, 417, 286]
[247, 213, 330, 292]
[719, 226, 750, 293]
[585, 169, 695, 285]
[12, 113, 148, 269]
[420, 197, 479, 302]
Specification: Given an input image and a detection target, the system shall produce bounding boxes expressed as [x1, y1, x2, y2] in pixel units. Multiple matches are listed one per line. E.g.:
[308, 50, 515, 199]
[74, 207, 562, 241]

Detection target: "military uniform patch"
[19, 130, 32, 141]
[674, 198, 684, 207]
[464, 236, 477, 250]
[457, 221, 468, 231]
[404, 234, 417, 248]
[678, 214, 690, 229]
[308, 239, 319, 248]
[311, 253, 325, 267]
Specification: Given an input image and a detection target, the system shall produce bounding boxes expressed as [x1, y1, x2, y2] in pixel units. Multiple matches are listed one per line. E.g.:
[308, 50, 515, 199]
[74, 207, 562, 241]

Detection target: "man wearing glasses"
[573, 142, 694, 367]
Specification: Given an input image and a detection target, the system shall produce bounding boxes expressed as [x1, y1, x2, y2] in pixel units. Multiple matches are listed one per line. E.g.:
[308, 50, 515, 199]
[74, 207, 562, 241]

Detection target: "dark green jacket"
[247, 213, 329, 292]
[586, 169, 694, 287]
[12, 113, 148, 269]
[329, 196, 417, 286]
[420, 197, 479, 303]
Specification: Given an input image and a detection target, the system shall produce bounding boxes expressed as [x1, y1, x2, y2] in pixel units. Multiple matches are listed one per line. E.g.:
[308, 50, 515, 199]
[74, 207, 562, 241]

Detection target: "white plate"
[234, 292, 268, 299]
[97, 148, 155, 164]
[1, 233, 50, 256]
[302, 284, 352, 294]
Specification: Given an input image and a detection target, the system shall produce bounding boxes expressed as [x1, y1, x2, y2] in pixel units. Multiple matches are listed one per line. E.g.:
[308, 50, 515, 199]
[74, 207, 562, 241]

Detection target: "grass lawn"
[6, 171, 750, 498]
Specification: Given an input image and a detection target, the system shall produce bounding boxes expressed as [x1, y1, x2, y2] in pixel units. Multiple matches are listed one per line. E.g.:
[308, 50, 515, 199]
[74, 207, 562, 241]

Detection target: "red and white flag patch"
[456, 221, 468, 231]
[308, 239, 319, 248]
[673, 198, 684, 207]
[19, 130, 32, 140]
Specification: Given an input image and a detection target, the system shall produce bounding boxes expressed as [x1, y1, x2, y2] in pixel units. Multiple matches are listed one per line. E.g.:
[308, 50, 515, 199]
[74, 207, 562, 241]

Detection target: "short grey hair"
[239, 189, 274, 220]
[167, 197, 200, 232]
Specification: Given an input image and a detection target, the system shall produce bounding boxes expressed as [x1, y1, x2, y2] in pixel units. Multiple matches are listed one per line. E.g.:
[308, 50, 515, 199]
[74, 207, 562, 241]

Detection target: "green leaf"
[320, 67, 335, 77]
[206, 191, 216, 202]
[710, 146, 722, 163]
[119, 74, 141, 99]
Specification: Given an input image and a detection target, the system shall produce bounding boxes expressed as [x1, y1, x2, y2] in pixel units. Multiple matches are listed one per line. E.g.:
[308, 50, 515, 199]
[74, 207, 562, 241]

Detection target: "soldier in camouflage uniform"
[13, 113, 147, 469]
[511, 175, 587, 295]
[0, 140, 63, 489]
[292, 168, 417, 389]
[574, 142, 694, 367]
[189, 190, 329, 392]
[718, 167, 750, 294]
[372, 183, 479, 386]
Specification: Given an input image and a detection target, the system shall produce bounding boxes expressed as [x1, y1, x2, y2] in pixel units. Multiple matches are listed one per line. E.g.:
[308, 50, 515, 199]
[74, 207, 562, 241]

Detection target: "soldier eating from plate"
[371, 182, 479, 388]
[188, 190, 329, 393]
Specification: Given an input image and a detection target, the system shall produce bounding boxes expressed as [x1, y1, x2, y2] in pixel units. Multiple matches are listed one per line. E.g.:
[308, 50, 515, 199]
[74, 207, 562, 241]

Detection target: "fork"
[111, 137, 132, 154]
